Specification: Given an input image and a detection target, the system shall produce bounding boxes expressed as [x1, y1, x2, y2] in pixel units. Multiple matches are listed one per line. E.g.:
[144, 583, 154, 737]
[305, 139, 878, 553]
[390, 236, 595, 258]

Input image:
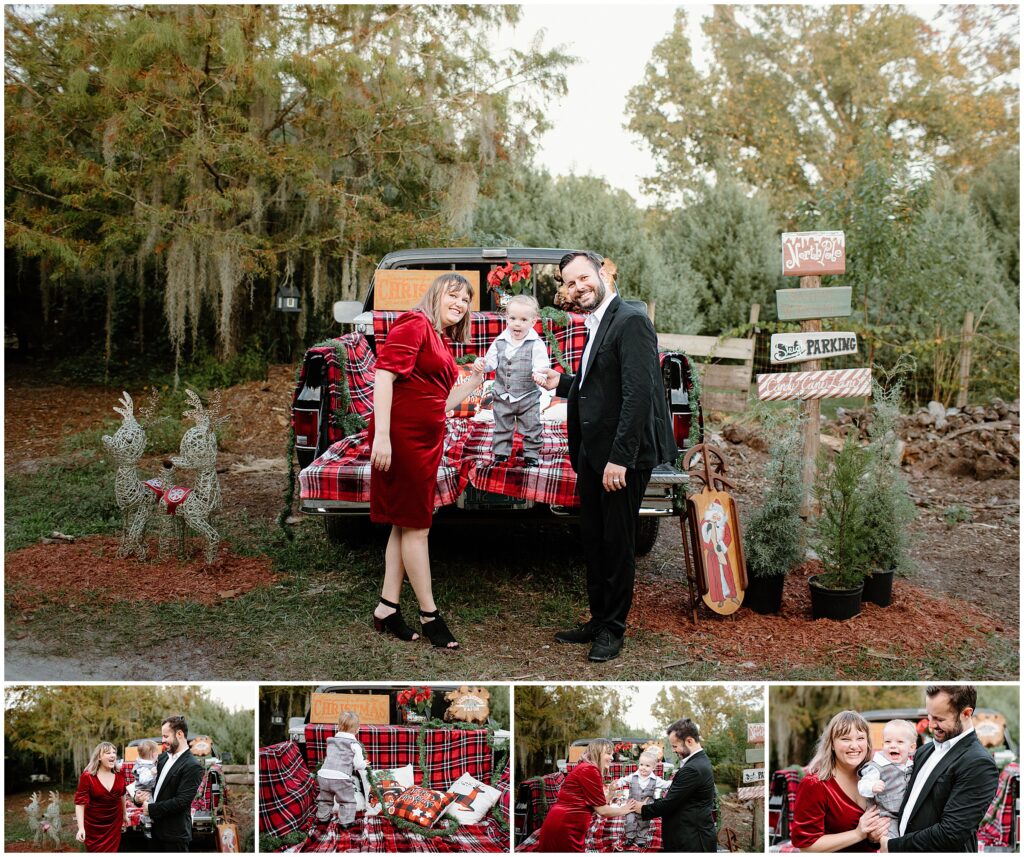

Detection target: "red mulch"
[5, 536, 278, 611]
[630, 561, 1008, 671]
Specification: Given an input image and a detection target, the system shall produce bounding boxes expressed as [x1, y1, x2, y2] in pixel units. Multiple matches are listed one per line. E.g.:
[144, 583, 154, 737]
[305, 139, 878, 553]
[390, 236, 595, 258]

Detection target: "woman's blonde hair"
[806, 710, 872, 781]
[582, 738, 614, 777]
[85, 741, 118, 776]
[412, 273, 474, 344]
[336, 711, 360, 734]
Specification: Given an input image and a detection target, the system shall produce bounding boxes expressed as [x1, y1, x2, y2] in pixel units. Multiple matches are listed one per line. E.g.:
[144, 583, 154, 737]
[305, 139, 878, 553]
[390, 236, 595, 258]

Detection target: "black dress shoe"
[493, 453, 508, 463]
[588, 628, 624, 662]
[554, 620, 598, 644]
[523, 457, 539, 467]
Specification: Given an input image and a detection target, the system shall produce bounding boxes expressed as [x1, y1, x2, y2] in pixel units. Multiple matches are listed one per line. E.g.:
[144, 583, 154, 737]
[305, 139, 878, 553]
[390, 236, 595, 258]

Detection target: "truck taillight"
[672, 412, 691, 449]
[292, 406, 319, 451]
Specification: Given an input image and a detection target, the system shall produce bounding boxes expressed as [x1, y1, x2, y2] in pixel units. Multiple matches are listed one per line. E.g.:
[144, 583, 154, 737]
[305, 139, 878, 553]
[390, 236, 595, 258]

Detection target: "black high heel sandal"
[419, 608, 460, 649]
[373, 598, 419, 641]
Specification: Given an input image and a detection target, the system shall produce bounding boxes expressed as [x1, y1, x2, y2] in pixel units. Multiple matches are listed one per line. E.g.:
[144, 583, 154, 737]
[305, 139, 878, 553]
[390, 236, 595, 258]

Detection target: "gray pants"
[623, 811, 654, 847]
[492, 392, 542, 457]
[316, 775, 356, 825]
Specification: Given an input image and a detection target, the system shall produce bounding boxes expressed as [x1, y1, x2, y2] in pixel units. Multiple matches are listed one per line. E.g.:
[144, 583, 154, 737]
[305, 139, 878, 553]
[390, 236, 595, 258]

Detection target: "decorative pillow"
[365, 765, 415, 816]
[448, 366, 485, 418]
[389, 786, 455, 829]
[443, 772, 502, 824]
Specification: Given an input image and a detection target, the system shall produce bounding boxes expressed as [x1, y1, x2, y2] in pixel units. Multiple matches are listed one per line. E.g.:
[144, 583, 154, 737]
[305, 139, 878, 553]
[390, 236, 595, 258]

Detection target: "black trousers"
[576, 446, 652, 637]
[150, 838, 190, 852]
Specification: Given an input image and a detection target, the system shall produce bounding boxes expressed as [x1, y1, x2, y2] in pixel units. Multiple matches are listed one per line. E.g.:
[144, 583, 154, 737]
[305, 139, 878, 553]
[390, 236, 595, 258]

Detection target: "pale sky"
[205, 683, 256, 713]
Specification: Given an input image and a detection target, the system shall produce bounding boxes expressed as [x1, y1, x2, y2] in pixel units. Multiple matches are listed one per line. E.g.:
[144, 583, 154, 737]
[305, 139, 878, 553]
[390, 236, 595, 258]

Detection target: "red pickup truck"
[290, 247, 701, 556]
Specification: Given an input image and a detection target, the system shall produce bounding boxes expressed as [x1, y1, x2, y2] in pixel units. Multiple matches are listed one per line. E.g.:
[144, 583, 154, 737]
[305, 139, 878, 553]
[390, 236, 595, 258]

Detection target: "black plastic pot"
[808, 575, 864, 620]
[745, 573, 785, 615]
[862, 568, 896, 607]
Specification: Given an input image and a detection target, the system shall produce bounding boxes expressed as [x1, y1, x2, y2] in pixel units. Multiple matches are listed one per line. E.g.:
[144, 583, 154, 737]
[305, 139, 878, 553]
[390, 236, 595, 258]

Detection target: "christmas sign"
[374, 269, 481, 311]
[775, 286, 852, 321]
[770, 332, 858, 364]
[781, 231, 846, 276]
[310, 692, 390, 726]
[757, 368, 872, 401]
[742, 768, 766, 784]
[444, 686, 491, 724]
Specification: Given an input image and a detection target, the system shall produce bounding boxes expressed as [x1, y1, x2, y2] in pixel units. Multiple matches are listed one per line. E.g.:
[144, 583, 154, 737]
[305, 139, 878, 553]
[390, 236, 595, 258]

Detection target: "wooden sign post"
[777, 231, 849, 517]
[740, 723, 766, 852]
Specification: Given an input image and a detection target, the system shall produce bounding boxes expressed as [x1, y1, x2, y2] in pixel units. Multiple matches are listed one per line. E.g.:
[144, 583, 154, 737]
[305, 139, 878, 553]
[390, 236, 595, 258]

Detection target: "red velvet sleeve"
[375, 312, 427, 379]
[74, 771, 91, 807]
[578, 763, 610, 809]
[790, 774, 829, 848]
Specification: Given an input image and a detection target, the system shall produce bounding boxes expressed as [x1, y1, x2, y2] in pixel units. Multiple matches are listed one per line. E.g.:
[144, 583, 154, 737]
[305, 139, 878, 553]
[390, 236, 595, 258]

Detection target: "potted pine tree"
[743, 409, 804, 614]
[861, 369, 916, 606]
[809, 435, 872, 620]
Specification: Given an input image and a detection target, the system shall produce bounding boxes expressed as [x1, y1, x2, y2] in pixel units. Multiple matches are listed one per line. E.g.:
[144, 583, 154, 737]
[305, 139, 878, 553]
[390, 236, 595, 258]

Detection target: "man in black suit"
[639, 717, 717, 852]
[881, 685, 999, 852]
[141, 715, 205, 852]
[537, 251, 676, 662]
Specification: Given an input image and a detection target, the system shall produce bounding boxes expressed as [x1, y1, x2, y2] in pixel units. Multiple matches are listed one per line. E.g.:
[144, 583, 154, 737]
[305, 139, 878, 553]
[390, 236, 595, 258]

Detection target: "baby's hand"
[472, 358, 486, 375]
[872, 781, 885, 794]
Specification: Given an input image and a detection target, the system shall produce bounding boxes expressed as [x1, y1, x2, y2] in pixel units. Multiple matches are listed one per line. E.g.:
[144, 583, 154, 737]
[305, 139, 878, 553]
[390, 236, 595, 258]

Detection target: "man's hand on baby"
[534, 369, 560, 390]
[872, 781, 885, 794]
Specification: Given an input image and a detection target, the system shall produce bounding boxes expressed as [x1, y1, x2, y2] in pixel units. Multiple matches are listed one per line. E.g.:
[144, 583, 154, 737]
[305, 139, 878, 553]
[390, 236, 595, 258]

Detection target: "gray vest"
[862, 761, 912, 815]
[322, 734, 357, 776]
[627, 773, 659, 803]
[492, 339, 540, 399]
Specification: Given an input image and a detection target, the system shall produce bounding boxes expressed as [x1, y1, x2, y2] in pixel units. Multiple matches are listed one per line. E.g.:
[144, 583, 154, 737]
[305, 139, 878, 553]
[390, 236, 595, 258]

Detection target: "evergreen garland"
[259, 829, 310, 852]
[310, 339, 369, 438]
[539, 307, 571, 372]
[367, 768, 462, 839]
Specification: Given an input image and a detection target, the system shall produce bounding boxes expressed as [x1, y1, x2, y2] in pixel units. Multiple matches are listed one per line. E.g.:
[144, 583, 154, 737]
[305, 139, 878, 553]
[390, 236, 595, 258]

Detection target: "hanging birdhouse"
[276, 282, 301, 313]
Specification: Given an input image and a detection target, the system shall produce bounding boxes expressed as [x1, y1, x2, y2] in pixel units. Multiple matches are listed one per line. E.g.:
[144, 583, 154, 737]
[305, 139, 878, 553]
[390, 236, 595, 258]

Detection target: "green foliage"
[656, 177, 782, 334]
[942, 505, 974, 527]
[812, 436, 872, 590]
[743, 407, 804, 578]
[862, 364, 917, 573]
[649, 685, 764, 769]
[969, 150, 1020, 307]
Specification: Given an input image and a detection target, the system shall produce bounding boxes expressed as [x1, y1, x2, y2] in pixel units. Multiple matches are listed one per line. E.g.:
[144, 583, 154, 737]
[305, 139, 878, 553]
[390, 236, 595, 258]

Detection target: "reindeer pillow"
[443, 771, 502, 824]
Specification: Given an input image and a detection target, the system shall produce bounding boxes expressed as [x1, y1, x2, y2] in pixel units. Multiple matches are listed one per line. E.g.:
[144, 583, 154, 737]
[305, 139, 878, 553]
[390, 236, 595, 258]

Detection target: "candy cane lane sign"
[770, 332, 858, 364]
[781, 231, 846, 276]
[776, 287, 852, 321]
[757, 368, 872, 401]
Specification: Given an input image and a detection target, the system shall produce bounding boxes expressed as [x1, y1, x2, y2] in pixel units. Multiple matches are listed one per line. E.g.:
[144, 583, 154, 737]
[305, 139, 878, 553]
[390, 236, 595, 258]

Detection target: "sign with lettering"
[770, 332, 858, 364]
[742, 767, 766, 784]
[374, 269, 481, 311]
[747, 723, 766, 744]
[776, 287, 852, 321]
[310, 692, 390, 726]
[757, 368, 872, 401]
[781, 231, 846, 276]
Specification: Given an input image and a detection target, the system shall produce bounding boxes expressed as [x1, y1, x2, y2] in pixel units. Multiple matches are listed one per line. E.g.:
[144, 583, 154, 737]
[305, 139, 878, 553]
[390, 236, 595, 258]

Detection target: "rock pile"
[829, 398, 1019, 480]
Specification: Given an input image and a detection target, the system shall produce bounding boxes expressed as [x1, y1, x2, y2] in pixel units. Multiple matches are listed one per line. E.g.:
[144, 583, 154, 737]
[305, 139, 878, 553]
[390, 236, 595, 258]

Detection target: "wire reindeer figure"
[25, 792, 42, 844]
[159, 389, 228, 564]
[102, 392, 159, 560]
[43, 790, 63, 846]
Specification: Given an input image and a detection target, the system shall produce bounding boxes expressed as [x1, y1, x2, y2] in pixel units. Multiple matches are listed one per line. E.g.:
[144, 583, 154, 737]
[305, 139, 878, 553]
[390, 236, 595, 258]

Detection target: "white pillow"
[443, 771, 502, 824]
[364, 764, 415, 816]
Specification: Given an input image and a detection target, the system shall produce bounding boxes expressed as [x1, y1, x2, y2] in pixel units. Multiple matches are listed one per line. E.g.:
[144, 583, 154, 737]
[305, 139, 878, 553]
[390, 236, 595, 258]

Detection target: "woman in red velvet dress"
[369, 273, 485, 649]
[74, 741, 127, 852]
[537, 739, 639, 852]
[790, 710, 888, 852]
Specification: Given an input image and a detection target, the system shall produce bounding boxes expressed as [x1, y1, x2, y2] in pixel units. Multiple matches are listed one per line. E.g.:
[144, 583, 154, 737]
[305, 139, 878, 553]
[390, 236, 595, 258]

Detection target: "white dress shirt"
[578, 291, 616, 386]
[898, 727, 975, 836]
[151, 746, 188, 803]
[318, 731, 368, 780]
[677, 747, 705, 768]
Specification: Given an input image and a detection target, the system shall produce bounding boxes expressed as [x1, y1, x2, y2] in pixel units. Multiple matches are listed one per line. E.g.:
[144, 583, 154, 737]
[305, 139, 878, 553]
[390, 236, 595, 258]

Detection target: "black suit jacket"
[555, 296, 676, 473]
[149, 749, 205, 845]
[640, 749, 717, 852]
[888, 731, 998, 852]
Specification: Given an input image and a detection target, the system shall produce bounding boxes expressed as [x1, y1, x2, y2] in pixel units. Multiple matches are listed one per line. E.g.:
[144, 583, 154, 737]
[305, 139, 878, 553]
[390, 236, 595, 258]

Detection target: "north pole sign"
[781, 231, 846, 276]
[757, 367, 872, 401]
[770, 332, 858, 364]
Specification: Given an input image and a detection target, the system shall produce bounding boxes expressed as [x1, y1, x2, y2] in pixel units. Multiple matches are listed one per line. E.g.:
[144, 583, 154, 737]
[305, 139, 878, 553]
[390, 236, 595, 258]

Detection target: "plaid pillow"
[390, 786, 455, 829]
[366, 765, 415, 817]
[444, 771, 502, 824]
[448, 366, 484, 418]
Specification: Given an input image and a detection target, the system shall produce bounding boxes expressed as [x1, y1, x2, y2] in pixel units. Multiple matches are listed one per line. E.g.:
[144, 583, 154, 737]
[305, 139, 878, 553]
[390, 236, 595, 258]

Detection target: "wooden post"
[646, 299, 656, 324]
[956, 310, 974, 409]
[799, 277, 821, 518]
[745, 303, 760, 377]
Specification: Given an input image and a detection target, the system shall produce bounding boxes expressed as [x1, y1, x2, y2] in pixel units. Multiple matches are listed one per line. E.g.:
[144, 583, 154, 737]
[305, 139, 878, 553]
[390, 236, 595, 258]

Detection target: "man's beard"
[168, 736, 181, 753]
[581, 279, 606, 310]
[676, 745, 691, 760]
[935, 718, 964, 742]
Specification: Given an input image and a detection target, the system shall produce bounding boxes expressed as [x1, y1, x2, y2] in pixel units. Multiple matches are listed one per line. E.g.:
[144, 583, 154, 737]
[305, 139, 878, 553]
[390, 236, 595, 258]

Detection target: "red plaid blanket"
[260, 741, 319, 837]
[978, 762, 1019, 847]
[285, 815, 509, 853]
[518, 772, 565, 836]
[515, 814, 663, 852]
[565, 761, 667, 780]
